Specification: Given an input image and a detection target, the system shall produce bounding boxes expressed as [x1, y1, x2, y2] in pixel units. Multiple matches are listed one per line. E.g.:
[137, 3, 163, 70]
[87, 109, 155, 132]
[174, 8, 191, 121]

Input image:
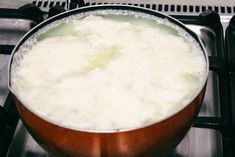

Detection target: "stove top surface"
[1, 22, 222, 157]
[0, 1, 234, 157]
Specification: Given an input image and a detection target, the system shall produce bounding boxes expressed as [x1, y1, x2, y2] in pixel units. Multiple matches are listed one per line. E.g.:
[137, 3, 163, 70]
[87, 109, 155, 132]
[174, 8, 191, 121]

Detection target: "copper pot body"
[9, 5, 209, 157]
[14, 86, 206, 157]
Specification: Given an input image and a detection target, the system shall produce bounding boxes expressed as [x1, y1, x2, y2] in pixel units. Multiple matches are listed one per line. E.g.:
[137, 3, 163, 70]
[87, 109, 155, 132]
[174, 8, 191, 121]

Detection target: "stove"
[0, 0, 235, 157]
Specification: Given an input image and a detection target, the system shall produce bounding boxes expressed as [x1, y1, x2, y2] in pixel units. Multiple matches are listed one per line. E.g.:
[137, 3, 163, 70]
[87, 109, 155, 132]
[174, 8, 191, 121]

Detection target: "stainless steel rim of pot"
[7, 5, 209, 133]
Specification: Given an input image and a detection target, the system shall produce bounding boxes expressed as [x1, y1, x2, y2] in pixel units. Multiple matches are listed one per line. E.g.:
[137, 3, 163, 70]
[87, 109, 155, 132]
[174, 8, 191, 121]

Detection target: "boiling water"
[10, 12, 207, 131]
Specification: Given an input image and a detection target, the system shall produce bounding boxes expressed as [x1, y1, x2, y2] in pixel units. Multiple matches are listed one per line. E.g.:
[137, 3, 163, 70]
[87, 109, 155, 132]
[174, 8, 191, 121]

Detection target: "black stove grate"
[0, 94, 19, 157]
[0, 2, 234, 157]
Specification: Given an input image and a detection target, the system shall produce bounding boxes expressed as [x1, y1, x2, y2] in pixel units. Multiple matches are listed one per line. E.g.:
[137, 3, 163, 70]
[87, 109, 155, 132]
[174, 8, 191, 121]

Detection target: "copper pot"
[8, 5, 209, 157]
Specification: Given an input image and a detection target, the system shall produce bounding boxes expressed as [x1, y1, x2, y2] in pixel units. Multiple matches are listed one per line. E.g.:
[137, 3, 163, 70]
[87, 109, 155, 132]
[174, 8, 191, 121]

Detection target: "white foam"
[10, 11, 207, 131]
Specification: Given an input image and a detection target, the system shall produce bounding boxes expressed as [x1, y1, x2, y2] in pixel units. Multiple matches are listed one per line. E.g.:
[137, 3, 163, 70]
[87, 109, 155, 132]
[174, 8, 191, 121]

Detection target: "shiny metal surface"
[0, 24, 222, 157]
[0, 0, 31, 8]
[0, 18, 36, 45]
[0, 54, 10, 107]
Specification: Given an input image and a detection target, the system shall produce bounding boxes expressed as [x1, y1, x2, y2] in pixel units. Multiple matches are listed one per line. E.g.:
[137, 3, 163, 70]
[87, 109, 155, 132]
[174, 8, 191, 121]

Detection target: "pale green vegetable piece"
[37, 22, 76, 41]
[84, 46, 120, 72]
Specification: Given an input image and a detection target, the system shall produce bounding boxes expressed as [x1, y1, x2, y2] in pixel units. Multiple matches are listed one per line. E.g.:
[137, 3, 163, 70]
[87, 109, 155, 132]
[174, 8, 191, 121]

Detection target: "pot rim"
[8, 4, 209, 133]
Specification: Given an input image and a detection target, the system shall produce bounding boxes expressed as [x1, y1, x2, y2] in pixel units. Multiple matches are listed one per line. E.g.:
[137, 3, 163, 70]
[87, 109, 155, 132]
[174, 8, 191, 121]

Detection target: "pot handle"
[209, 56, 228, 81]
